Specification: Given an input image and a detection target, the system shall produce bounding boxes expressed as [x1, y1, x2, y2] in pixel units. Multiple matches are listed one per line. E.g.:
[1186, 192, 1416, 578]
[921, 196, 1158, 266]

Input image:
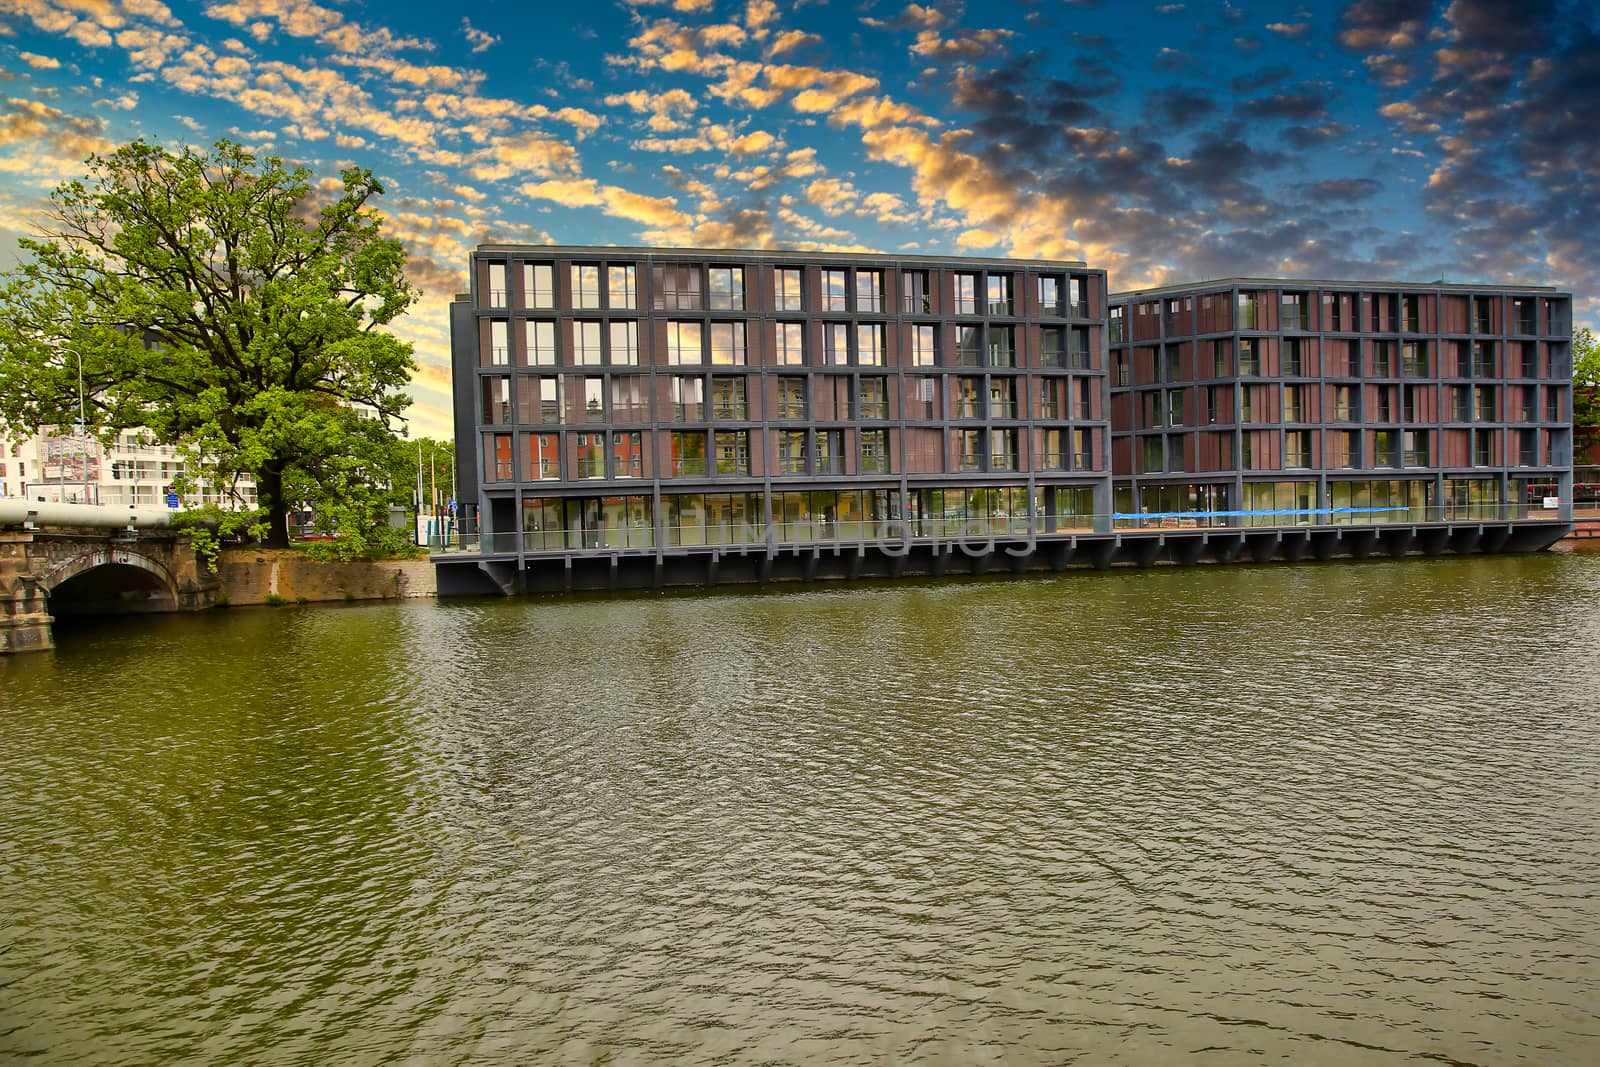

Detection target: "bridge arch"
[37, 546, 182, 618]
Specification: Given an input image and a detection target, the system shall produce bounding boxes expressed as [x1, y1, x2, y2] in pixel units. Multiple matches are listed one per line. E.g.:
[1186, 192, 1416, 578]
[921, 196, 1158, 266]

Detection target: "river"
[3, 553, 1599, 1064]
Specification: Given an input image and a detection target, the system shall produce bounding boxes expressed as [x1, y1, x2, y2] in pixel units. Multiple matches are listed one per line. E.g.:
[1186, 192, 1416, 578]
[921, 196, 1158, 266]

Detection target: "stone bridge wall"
[0, 528, 217, 654]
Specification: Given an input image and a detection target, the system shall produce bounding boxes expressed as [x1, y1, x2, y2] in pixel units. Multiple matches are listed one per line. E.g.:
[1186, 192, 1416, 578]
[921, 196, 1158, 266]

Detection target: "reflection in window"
[526, 321, 557, 367]
[609, 321, 638, 366]
[609, 265, 637, 309]
[524, 263, 555, 309]
[572, 264, 601, 309]
[574, 321, 603, 366]
[708, 266, 745, 310]
[775, 267, 804, 311]
[822, 269, 848, 311]
[709, 321, 747, 365]
[776, 322, 805, 365]
[668, 320, 703, 364]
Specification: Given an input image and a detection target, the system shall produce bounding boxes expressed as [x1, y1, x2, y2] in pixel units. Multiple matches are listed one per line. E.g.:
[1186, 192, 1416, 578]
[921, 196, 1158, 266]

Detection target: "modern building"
[438, 247, 1573, 595]
[440, 245, 1111, 593]
[1108, 280, 1573, 526]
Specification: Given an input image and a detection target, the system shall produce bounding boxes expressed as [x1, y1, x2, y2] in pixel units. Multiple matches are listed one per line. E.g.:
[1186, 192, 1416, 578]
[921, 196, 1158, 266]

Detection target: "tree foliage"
[1574, 327, 1600, 447]
[0, 138, 417, 550]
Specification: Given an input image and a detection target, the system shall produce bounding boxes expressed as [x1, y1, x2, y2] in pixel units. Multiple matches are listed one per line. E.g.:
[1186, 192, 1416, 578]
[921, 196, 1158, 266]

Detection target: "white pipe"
[0, 498, 174, 529]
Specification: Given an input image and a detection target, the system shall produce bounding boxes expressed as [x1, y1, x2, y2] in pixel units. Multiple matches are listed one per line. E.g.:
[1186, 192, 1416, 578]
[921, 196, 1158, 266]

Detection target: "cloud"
[17, 52, 60, 69]
[460, 18, 499, 54]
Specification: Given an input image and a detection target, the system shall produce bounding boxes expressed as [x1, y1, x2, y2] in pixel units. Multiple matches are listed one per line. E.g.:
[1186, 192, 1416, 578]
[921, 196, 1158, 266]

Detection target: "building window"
[1402, 341, 1429, 377]
[1039, 380, 1060, 419]
[612, 431, 643, 478]
[527, 433, 559, 480]
[955, 377, 983, 419]
[1238, 291, 1259, 330]
[1283, 337, 1304, 377]
[955, 325, 982, 367]
[668, 320, 703, 365]
[1239, 338, 1262, 377]
[573, 432, 605, 478]
[1472, 341, 1496, 377]
[1210, 339, 1231, 377]
[987, 274, 1013, 315]
[902, 270, 930, 313]
[580, 377, 604, 423]
[775, 267, 804, 311]
[911, 324, 936, 367]
[856, 270, 883, 312]
[670, 431, 707, 476]
[957, 429, 984, 471]
[538, 377, 562, 424]
[990, 429, 1017, 471]
[608, 264, 637, 310]
[858, 377, 888, 420]
[1070, 275, 1089, 316]
[777, 376, 806, 420]
[989, 326, 1016, 368]
[709, 321, 746, 366]
[822, 269, 848, 311]
[653, 263, 703, 310]
[824, 323, 849, 365]
[954, 272, 978, 315]
[574, 321, 603, 366]
[776, 322, 805, 365]
[487, 262, 507, 308]
[1281, 291, 1309, 331]
[1285, 430, 1311, 469]
[857, 323, 884, 366]
[481, 375, 512, 425]
[1372, 340, 1394, 377]
[672, 376, 704, 422]
[1041, 327, 1065, 368]
[1283, 385, 1305, 423]
[816, 430, 843, 474]
[487, 320, 509, 366]
[714, 430, 750, 475]
[988, 378, 1016, 419]
[860, 429, 889, 473]
[778, 431, 808, 474]
[1109, 305, 1125, 343]
[526, 321, 557, 367]
[910, 376, 938, 420]
[524, 263, 555, 309]
[570, 264, 601, 309]
[710, 376, 747, 420]
[611, 376, 648, 423]
[1330, 384, 1358, 422]
[708, 266, 745, 310]
[1038, 275, 1063, 316]
[609, 321, 638, 366]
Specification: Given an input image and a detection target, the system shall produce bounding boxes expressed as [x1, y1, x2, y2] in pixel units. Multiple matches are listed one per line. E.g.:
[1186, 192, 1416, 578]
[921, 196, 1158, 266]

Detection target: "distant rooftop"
[1112, 276, 1564, 300]
[471, 243, 1089, 270]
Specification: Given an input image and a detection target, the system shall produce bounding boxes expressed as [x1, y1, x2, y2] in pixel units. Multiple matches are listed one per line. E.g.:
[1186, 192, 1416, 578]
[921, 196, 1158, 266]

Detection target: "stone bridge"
[0, 525, 218, 653]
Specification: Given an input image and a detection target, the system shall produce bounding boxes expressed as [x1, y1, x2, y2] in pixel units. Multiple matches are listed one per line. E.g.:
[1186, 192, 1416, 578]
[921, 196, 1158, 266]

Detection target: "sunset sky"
[1, 0, 1593, 440]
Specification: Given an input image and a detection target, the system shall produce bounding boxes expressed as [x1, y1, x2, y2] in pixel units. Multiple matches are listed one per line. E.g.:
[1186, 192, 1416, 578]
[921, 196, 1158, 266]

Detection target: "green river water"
[3, 553, 1599, 1064]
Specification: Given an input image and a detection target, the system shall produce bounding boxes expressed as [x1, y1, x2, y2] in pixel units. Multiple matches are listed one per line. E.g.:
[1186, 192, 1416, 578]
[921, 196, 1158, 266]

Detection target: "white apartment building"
[0, 426, 257, 510]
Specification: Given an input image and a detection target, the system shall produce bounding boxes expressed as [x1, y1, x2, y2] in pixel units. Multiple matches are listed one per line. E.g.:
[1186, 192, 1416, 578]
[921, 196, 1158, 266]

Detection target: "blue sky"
[1, 0, 1594, 438]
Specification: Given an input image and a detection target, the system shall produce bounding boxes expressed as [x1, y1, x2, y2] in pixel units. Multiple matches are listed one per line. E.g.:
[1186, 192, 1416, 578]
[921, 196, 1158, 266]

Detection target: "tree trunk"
[258, 465, 291, 549]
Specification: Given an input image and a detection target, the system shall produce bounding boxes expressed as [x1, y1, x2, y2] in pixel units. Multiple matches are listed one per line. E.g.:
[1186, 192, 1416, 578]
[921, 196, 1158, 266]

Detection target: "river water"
[3, 553, 1599, 1064]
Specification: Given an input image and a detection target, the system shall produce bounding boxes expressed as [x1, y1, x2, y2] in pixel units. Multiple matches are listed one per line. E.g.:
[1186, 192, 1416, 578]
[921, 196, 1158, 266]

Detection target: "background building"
[1108, 280, 1573, 525]
[0, 425, 258, 511]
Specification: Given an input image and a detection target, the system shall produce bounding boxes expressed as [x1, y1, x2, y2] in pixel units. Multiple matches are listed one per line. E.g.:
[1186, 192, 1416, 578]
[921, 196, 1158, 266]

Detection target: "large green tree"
[0, 138, 416, 550]
[1574, 327, 1599, 446]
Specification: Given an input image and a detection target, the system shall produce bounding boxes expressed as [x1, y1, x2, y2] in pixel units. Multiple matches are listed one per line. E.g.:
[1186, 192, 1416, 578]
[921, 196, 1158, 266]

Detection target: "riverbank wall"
[216, 549, 436, 605]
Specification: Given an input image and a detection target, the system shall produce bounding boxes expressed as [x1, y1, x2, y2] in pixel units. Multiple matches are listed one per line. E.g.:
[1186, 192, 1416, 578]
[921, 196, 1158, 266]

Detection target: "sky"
[0, 0, 1595, 440]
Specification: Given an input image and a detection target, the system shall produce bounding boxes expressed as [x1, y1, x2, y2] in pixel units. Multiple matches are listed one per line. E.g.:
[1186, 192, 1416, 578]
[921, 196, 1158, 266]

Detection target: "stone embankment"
[216, 548, 436, 605]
